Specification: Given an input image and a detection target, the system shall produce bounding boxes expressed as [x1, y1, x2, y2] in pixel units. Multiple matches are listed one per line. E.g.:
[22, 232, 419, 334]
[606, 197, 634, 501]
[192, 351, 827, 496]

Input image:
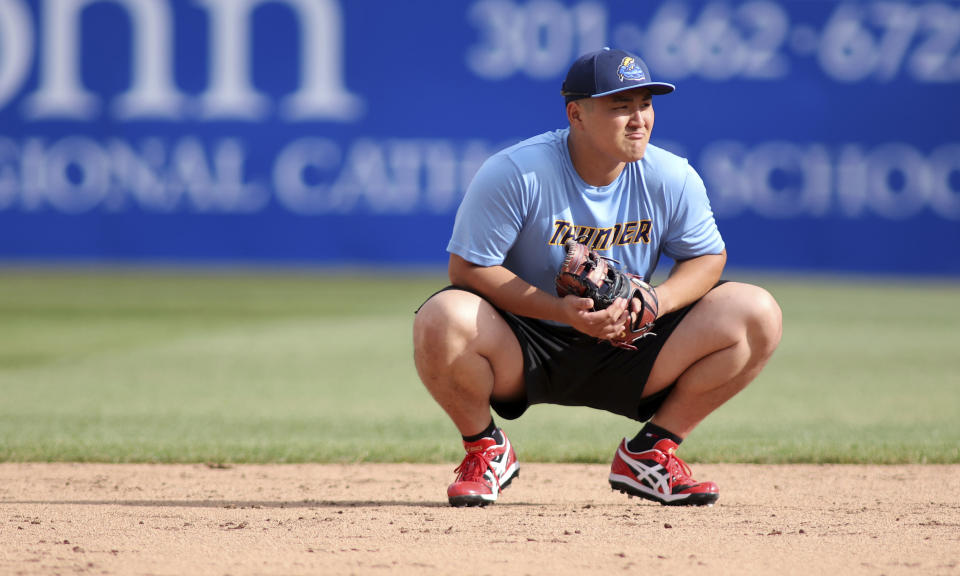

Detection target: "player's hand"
[560, 295, 630, 340]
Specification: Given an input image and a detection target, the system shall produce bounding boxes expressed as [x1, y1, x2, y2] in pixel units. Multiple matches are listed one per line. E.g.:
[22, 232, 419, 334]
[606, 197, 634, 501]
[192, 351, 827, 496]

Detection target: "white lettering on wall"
[701, 140, 960, 221]
[278, 0, 363, 121]
[0, 138, 22, 210]
[45, 137, 111, 212]
[112, 0, 183, 119]
[24, 0, 184, 119]
[2, 136, 954, 220]
[9, 0, 361, 121]
[0, 0, 32, 112]
[930, 144, 960, 219]
[193, 0, 269, 120]
[166, 138, 267, 211]
[0, 136, 495, 214]
[701, 141, 831, 218]
[273, 138, 494, 214]
[23, 0, 101, 119]
[273, 137, 343, 213]
[2, 137, 267, 212]
[196, 0, 362, 121]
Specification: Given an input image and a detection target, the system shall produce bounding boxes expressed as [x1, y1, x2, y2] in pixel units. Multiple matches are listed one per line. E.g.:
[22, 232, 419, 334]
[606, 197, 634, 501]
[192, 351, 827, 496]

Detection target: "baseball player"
[413, 48, 782, 507]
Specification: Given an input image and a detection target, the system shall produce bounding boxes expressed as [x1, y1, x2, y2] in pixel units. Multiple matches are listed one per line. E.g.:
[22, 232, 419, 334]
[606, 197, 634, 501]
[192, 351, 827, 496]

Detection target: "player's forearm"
[448, 254, 564, 322]
[655, 250, 726, 316]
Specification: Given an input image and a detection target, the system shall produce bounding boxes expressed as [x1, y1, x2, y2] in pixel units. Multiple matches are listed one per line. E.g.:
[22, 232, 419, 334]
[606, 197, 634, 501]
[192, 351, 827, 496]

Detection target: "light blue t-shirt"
[447, 128, 724, 294]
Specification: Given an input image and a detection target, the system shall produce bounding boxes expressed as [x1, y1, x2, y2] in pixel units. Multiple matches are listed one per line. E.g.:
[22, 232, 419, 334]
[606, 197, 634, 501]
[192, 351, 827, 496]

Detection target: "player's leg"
[609, 281, 781, 506]
[413, 288, 524, 506]
[644, 281, 782, 437]
[413, 288, 525, 434]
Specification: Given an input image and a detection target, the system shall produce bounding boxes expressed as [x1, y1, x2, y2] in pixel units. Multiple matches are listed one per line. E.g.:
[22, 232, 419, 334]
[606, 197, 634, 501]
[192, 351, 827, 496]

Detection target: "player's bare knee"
[743, 286, 782, 359]
[414, 301, 459, 388]
[413, 290, 478, 359]
[414, 297, 453, 357]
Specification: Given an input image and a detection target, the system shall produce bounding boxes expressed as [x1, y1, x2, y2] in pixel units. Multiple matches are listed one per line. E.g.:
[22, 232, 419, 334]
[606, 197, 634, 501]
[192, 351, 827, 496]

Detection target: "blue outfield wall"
[1, 0, 958, 275]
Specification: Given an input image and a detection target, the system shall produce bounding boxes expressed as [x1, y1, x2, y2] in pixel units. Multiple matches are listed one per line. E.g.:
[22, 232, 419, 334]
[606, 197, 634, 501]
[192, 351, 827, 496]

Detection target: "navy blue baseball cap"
[561, 48, 675, 104]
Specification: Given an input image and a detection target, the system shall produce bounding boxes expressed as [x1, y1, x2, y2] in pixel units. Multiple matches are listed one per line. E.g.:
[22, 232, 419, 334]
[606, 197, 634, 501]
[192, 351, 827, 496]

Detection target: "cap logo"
[617, 57, 646, 83]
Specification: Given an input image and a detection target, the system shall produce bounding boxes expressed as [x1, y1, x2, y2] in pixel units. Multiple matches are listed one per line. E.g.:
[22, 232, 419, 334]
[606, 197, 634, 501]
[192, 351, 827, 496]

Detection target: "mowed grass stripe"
[0, 269, 957, 464]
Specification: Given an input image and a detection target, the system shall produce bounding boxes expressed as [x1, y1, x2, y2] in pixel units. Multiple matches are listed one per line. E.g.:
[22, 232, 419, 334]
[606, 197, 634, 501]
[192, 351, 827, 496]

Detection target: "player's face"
[581, 89, 654, 163]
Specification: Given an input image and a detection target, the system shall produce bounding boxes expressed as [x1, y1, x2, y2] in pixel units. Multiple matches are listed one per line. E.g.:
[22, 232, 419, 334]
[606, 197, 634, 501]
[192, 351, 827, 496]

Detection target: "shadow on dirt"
[4, 499, 472, 508]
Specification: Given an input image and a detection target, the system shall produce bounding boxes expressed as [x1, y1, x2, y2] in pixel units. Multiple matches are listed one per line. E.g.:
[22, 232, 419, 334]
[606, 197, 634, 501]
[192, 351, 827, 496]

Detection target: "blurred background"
[1, 0, 958, 275]
[1, 0, 958, 465]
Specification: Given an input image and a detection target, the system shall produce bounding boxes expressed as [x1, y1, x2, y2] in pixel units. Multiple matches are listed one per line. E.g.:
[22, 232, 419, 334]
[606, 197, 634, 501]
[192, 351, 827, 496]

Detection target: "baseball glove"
[555, 239, 659, 350]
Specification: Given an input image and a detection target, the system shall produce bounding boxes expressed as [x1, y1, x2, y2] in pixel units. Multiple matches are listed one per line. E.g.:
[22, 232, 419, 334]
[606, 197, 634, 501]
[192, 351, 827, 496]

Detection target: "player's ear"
[567, 100, 586, 127]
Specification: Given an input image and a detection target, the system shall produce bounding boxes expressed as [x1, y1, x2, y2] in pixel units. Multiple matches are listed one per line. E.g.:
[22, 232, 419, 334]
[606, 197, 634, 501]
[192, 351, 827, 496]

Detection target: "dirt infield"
[1, 463, 958, 575]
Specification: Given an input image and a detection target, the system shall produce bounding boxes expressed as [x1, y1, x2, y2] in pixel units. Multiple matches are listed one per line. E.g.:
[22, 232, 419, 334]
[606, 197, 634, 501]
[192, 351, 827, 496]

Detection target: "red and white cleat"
[609, 438, 719, 506]
[447, 431, 519, 507]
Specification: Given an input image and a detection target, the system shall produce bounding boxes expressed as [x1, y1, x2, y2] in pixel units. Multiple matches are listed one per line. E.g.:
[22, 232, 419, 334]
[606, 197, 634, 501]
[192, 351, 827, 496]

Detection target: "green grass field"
[0, 268, 958, 465]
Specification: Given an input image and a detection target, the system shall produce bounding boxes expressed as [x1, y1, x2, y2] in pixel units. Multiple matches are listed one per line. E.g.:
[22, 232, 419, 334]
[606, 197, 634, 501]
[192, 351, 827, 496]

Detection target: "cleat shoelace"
[661, 451, 695, 486]
[454, 449, 500, 489]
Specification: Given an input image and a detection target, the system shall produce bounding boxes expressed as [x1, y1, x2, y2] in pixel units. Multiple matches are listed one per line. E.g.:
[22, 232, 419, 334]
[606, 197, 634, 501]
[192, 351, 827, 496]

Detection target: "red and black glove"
[555, 239, 659, 350]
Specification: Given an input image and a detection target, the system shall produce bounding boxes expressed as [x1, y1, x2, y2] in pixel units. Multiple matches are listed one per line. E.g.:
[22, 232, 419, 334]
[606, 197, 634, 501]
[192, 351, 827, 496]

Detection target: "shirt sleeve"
[662, 163, 726, 261]
[447, 153, 527, 267]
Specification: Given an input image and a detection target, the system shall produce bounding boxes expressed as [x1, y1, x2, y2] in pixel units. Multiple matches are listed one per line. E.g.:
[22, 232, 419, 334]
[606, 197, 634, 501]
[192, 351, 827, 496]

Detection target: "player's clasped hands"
[561, 294, 630, 341]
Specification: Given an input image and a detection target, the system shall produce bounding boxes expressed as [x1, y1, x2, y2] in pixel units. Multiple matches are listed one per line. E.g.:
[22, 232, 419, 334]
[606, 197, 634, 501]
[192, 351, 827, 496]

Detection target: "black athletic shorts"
[417, 285, 715, 423]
